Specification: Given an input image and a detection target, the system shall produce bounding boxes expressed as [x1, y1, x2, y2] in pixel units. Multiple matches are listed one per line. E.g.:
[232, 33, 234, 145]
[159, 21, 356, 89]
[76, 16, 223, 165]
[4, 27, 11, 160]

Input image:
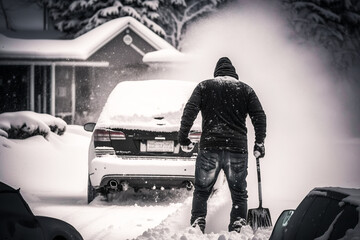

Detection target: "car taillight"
[110, 130, 126, 140]
[94, 129, 126, 141]
[94, 129, 110, 142]
[189, 131, 201, 143]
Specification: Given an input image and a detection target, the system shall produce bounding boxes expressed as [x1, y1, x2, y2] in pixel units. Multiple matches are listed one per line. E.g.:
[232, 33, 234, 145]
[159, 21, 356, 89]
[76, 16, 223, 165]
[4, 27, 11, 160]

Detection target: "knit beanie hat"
[213, 57, 239, 80]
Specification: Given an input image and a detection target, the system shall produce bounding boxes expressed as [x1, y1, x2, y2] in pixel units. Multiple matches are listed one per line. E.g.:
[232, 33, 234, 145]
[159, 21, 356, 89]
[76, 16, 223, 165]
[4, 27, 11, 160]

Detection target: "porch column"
[71, 66, 76, 124]
[30, 64, 35, 111]
[50, 63, 55, 116]
[42, 67, 47, 113]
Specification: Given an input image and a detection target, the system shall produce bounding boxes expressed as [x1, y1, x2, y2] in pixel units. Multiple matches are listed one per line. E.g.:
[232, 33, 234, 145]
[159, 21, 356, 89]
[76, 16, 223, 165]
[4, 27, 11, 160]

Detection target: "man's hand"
[181, 142, 195, 153]
[178, 137, 195, 152]
[253, 142, 265, 158]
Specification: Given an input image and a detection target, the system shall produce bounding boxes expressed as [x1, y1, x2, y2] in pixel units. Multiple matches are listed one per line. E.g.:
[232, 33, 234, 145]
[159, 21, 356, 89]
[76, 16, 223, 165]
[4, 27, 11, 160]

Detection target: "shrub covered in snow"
[0, 111, 67, 139]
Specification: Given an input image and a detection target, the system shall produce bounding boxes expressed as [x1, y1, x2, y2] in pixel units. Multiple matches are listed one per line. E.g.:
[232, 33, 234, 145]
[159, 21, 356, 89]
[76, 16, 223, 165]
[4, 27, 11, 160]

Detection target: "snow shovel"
[247, 157, 272, 230]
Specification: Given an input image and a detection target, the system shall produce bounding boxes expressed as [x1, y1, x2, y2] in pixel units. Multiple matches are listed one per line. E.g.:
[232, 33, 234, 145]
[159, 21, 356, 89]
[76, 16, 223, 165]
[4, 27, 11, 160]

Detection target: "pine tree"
[38, 0, 231, 48]
[41, 0, 165, 38]
[283, 0, 360, 72]
[158, 0, 228, 48]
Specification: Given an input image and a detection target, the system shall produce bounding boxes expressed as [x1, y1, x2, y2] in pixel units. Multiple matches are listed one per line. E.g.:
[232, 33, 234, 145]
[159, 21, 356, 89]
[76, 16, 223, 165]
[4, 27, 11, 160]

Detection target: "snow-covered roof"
[0, 17, 179, 61]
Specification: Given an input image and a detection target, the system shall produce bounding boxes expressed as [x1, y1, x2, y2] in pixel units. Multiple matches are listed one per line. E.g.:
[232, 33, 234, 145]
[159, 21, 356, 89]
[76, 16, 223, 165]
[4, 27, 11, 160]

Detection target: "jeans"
[191, 149, 248, 225]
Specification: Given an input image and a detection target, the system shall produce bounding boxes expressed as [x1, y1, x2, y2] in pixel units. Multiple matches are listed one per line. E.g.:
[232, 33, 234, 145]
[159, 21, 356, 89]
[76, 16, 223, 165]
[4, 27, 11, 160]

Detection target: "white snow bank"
[96, 80, 201, 132]
[0, 129, 8, 138]
[31, 190, 192, 240]
[135, 185, 273, 240]
[0, 111, 67, 139]
[0, 125, 90, 197]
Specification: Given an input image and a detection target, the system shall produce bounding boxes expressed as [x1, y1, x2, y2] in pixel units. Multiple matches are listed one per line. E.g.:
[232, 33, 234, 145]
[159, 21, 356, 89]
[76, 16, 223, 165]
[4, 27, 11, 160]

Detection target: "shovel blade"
[247, 207, 272, 230]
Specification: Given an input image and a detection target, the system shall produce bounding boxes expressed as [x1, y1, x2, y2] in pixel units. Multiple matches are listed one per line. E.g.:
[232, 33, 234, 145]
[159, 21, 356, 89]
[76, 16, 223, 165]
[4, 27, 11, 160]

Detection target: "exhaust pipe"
[109, 180, 118, 190]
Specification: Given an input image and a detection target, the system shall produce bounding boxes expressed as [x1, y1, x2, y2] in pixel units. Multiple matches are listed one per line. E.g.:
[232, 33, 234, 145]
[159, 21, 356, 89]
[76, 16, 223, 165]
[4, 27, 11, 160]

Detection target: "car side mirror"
[269, 209, 295, 240]
[84, 122, 96, 132]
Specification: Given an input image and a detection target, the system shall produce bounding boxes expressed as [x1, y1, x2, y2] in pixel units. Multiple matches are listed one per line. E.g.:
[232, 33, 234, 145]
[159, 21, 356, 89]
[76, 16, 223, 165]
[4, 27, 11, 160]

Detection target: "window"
[295, 196, 331, 239]
[284, 196, 315, 240]
[330, 204, 358, 239]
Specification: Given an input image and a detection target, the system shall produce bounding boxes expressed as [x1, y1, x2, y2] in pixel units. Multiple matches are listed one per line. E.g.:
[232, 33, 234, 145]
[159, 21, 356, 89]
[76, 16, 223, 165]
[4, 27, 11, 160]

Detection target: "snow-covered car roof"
[96, 80, 201, 132]
[309, 187, 360, 207]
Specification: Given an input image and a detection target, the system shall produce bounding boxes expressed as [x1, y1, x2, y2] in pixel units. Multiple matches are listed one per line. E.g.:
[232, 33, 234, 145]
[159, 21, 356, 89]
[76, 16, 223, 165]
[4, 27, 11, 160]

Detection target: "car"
[270, 187, 360, 240]
[84, 79, 204, 203]
[0, 181, 83, 240]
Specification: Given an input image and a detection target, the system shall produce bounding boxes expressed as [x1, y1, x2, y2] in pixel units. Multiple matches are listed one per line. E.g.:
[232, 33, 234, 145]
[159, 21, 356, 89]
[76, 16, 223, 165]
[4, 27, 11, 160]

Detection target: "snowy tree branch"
[184, 1, 216, 21]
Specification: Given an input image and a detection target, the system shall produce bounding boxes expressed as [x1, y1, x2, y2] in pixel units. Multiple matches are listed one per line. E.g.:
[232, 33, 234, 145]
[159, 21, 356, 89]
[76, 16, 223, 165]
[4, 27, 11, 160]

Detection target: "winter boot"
[191, 216, 206, 233]
[228, 217, 247, 233]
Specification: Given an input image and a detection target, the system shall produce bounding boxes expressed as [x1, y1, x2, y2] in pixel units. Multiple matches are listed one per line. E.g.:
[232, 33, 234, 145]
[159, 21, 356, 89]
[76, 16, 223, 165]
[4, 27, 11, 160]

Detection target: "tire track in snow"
[76, 205, 118, 231]
[30, 190, 194, 240]
[82, 194, 189, 240]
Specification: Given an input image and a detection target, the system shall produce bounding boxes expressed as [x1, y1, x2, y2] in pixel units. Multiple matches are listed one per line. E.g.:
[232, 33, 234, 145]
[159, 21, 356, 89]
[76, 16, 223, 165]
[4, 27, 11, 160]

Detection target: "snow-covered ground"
[0, 123, 275, 240]
[1, 116, 359, 240]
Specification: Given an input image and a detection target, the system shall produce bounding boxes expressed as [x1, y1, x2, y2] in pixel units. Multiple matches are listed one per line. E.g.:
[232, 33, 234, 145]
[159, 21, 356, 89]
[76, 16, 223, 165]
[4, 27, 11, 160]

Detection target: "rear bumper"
[89, 155, 196, 189]
[99, 174, 194, 190]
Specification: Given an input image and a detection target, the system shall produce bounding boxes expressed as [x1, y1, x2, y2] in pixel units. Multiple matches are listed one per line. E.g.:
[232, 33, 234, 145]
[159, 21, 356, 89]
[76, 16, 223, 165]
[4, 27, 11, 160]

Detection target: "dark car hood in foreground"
[0, 182, 83, 240]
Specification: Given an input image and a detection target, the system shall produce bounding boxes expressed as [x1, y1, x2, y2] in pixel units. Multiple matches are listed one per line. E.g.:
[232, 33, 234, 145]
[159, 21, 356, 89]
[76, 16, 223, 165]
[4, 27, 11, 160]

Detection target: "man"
[178, 57, 266, 233]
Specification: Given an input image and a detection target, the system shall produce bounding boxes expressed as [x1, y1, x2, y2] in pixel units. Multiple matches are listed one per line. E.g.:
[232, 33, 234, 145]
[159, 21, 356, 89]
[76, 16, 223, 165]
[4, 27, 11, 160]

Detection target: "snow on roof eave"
[142, 49, 188, 64]
[0, 33, 91, 60]
[0, 17, 175, 60]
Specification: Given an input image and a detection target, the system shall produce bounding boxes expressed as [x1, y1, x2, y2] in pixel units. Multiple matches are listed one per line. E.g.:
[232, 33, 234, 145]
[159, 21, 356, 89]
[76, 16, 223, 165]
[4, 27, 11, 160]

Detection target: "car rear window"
[96, 80, 201, 132]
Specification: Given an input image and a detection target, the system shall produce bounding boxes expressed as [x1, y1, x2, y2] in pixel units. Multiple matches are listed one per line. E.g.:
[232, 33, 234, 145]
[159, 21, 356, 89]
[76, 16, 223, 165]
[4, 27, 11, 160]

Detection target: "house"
[0, 17, 185, 124]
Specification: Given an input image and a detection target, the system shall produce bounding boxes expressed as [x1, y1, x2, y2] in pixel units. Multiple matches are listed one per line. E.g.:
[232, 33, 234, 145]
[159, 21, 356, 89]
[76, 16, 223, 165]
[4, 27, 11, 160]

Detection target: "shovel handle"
[256, 157, 263, 208]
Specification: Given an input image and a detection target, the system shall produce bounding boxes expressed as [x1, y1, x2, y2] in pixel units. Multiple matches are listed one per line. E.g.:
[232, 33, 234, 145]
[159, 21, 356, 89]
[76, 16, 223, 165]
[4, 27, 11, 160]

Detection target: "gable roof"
[0, 17, 178, 61]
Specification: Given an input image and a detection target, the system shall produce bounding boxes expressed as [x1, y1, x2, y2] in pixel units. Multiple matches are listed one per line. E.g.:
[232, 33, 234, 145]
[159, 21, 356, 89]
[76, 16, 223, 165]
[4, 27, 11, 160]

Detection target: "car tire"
[87, 177, 96, 204]
[36, 216, 83, 240]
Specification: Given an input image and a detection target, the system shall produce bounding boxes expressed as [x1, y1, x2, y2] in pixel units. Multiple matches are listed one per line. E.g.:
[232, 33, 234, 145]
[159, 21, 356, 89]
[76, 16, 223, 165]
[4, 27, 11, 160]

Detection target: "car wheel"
[87, 177, 96, 204]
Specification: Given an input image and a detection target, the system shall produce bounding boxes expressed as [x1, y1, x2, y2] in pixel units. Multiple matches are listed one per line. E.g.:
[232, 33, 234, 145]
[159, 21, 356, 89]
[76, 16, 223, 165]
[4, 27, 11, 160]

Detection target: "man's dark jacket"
[178, 57, 266, 153]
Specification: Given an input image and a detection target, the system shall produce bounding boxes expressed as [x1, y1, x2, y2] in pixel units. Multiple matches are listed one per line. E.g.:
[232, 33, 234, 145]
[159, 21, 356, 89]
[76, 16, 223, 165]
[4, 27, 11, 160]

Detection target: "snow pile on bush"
[0, 111, 67, 139]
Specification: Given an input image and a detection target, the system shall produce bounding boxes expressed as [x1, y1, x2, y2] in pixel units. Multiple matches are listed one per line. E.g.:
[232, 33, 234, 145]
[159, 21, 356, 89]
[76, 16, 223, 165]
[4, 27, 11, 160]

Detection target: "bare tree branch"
[0, 0, 14, 31]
